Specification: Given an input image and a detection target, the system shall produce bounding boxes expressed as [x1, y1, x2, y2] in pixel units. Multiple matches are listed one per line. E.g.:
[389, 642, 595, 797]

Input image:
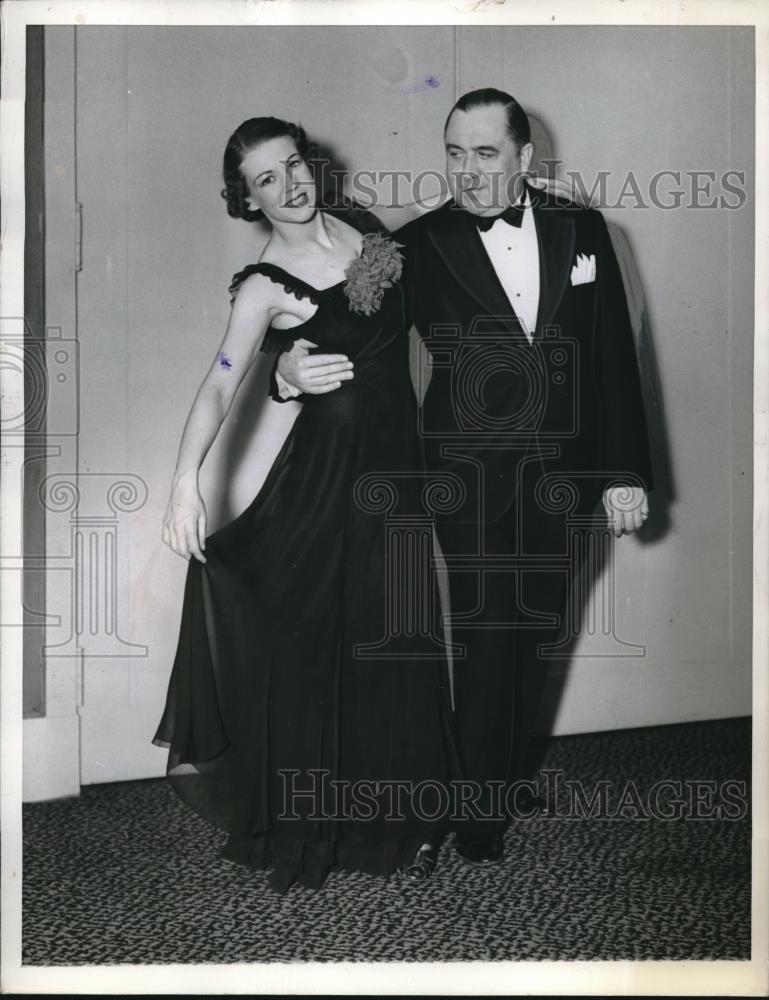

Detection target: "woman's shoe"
[400, 842, 438, 881]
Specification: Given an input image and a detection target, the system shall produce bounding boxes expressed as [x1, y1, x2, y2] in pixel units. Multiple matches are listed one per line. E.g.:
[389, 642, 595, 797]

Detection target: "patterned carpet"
[22, 717, 751, 964]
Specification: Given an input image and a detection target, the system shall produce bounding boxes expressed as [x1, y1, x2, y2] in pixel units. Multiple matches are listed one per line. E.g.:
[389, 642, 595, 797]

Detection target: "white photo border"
[1, 0, 767, 995]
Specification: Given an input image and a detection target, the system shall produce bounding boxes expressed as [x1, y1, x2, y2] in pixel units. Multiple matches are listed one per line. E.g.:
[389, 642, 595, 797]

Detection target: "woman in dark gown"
[153, 117, 459, 894]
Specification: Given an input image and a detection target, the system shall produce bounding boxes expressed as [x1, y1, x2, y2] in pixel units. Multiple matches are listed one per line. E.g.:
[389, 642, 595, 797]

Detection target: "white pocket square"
[570, 252, 596, 286]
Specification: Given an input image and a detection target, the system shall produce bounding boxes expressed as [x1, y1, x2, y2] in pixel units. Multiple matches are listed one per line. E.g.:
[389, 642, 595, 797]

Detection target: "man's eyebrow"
[444, 143, 500, 153]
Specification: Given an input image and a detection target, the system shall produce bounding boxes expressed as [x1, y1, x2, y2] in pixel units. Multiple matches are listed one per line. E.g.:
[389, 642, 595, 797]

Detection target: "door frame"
[22, 26, 81, 803]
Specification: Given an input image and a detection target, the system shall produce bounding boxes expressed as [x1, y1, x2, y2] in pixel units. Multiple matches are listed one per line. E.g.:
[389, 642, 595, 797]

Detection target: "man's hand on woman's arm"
[276, 338, 353, 396]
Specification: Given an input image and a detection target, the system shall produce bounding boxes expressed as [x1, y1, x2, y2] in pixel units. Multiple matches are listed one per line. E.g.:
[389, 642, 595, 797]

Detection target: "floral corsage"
[343, 232, 404, 316]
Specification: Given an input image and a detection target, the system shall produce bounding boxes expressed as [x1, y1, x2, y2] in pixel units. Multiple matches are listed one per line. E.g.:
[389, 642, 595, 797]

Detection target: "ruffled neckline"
[242, 261, 343, 306]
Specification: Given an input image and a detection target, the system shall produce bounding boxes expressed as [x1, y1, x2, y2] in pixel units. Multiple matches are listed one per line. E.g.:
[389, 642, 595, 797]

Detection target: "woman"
[153, 117, 459, 894]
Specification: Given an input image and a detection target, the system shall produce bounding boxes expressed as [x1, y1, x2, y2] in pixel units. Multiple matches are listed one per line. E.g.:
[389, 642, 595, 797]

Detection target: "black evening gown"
[153, 207, 459, 893]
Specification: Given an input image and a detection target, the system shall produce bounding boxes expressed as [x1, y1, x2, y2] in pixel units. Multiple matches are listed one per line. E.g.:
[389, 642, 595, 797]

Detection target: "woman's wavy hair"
[221, 117, 310, 222]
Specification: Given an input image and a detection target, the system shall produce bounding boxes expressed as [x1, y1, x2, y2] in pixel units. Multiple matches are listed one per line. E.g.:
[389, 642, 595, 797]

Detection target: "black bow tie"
[468, 201, 525, 232]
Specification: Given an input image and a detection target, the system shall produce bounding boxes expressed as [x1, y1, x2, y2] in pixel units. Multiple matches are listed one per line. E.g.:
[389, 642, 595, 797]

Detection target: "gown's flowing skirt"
[154, 339, 459, 893]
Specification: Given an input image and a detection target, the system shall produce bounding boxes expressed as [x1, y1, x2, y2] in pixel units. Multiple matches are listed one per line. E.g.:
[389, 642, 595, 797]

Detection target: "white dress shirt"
[477, 190, 540, 344]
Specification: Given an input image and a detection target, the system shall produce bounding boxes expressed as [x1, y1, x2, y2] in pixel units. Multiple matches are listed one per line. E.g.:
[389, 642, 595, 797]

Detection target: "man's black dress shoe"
[454, 833, 504, 866]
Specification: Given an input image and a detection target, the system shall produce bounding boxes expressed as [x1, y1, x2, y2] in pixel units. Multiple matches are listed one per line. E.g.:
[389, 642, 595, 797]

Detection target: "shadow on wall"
[529, 112, 675, 540]
[527, 114, 675, 740]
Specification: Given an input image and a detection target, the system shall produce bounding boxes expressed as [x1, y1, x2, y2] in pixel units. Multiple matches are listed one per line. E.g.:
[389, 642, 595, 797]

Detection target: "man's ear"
[520, 141, 535, 175]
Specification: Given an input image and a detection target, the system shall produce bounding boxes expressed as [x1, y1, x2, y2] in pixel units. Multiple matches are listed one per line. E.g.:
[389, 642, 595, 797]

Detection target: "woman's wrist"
[171, 466, 200, 492]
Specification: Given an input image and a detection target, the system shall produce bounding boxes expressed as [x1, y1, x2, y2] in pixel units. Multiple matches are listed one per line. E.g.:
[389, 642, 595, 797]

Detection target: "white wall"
[27, 25, 754, 798]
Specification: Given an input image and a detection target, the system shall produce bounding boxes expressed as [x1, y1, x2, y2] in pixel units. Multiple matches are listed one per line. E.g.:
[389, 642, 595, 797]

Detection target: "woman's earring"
[245, 197, 263, 222]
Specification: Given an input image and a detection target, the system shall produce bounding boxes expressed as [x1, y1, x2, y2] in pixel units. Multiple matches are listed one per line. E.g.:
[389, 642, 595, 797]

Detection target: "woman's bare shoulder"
[229, 266, 286, 313]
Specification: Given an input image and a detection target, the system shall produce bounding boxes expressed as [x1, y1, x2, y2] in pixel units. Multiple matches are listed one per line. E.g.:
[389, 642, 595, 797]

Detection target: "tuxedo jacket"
[395, 184, 654, 524]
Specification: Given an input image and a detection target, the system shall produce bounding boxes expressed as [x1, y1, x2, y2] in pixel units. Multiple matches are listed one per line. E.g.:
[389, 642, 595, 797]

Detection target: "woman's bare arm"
[163, 274, 273, 562]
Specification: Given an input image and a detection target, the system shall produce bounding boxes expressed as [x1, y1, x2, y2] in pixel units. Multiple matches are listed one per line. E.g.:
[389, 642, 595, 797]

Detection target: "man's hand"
[602, 484, 649, 538]
[276, 338, 354, 395]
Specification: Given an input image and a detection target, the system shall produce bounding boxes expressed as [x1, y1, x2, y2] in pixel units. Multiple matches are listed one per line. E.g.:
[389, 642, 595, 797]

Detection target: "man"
[275, 88, 653, 867]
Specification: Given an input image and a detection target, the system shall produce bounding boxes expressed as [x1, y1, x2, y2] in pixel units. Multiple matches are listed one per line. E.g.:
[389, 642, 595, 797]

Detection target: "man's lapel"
[528, 181, 576, 334]
[426, 189, 577, 338]
[425, 202, 524, 335]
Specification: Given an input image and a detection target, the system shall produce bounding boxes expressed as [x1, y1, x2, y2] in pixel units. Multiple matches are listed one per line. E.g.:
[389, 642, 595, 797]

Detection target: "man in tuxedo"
[275, 88, 653, 867]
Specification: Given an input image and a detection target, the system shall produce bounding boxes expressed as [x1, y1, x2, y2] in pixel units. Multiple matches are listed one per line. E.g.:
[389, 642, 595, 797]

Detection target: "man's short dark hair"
[444, 88, 531, 150]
